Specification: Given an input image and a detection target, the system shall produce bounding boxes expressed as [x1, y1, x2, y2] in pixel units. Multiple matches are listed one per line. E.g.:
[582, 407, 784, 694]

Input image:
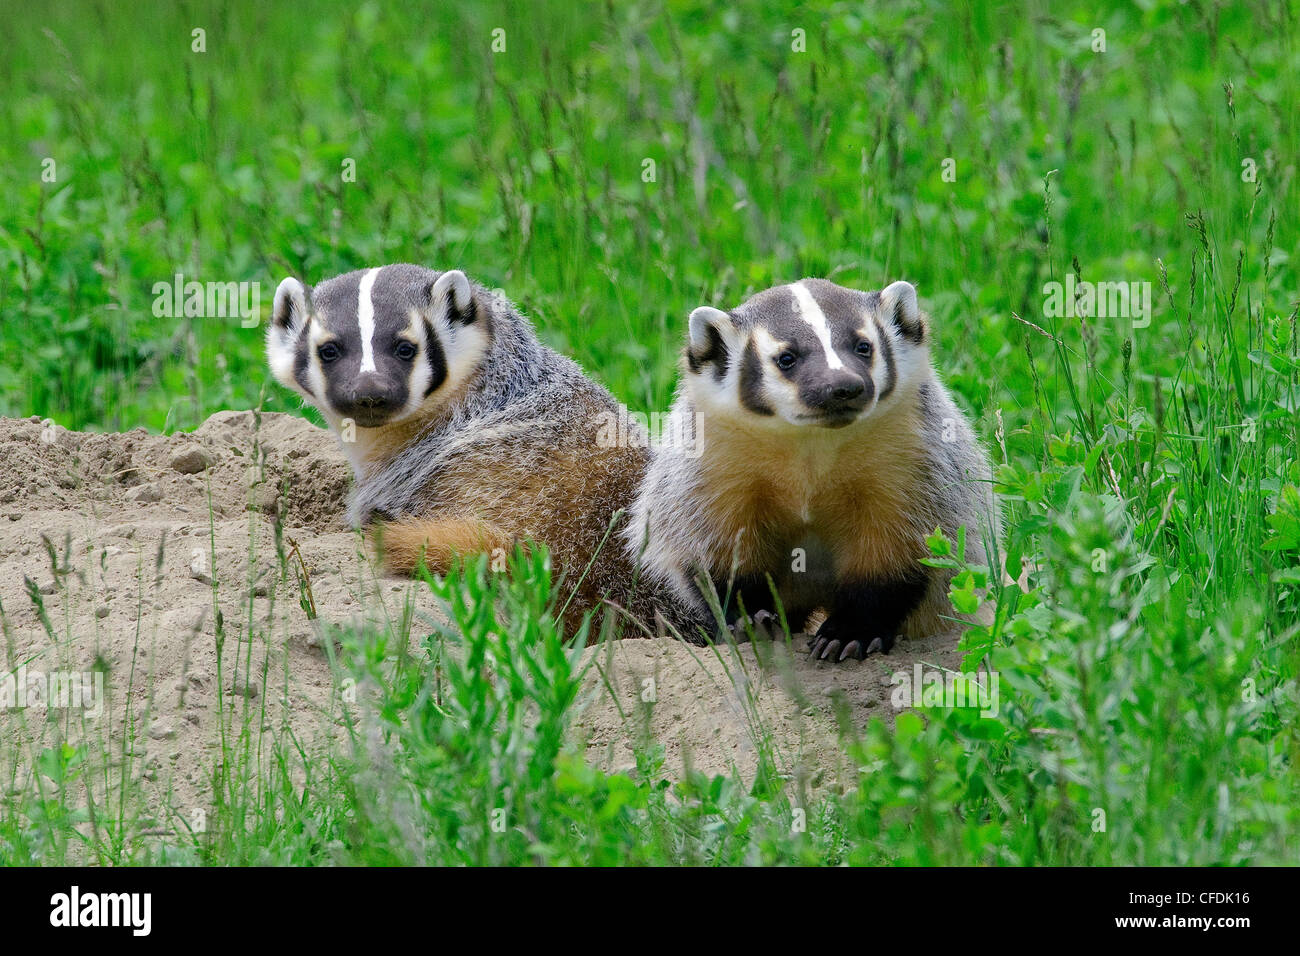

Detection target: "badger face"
[266, 265, 489, 430]
[684, 278, 929, 429]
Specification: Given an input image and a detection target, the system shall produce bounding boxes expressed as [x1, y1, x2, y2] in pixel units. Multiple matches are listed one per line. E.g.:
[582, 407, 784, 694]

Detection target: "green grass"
[1, 0, 1298, 864]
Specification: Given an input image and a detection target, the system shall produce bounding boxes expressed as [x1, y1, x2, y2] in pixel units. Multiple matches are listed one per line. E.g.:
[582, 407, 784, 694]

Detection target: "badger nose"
[831, 379, 865, 401]
[352, 373, 393, 410]
[820, 373, 866, 405]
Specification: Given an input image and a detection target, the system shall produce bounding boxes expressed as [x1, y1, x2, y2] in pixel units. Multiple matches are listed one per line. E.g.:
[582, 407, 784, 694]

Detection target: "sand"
[0, 411, 963, 833]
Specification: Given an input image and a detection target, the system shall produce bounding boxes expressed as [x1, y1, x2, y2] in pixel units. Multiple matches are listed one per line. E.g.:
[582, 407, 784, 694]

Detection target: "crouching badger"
[267, 264, 676, 632]
[624, 278, 1000, 662]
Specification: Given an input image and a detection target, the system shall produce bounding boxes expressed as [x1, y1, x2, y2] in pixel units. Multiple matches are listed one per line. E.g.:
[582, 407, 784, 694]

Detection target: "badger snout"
[805, 371, 872, 425]
[335, 374, 405, 427]
[824, 374, 865, 404]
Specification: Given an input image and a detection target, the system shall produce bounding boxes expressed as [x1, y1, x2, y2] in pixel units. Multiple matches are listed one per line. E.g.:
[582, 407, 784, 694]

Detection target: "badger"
[266, 263, 682, 634]
[623, 278, 1001, 662]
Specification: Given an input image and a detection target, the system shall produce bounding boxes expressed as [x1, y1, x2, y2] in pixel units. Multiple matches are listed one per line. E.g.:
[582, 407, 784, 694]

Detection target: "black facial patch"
[292, 316, 315, 397]
[421, 317, 449, 396]
[738, 339, 774, 416]
[687, 323, 729, 381]
[874, 317, 897, 401]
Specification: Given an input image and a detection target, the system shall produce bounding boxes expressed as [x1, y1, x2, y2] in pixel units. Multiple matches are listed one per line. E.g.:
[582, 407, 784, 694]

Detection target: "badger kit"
[267, 266, 997, 660]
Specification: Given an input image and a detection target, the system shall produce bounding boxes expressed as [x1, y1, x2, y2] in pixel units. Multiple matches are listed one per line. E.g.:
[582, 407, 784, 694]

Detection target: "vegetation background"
[1, 0, 1297, 864]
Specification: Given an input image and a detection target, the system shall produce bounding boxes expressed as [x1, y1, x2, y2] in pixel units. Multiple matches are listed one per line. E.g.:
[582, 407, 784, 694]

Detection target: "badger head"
[266, 264, 489, 430]
[684, 278, 930, 429]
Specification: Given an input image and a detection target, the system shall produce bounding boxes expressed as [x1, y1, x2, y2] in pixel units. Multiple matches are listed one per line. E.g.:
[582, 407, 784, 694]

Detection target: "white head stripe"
[790, 282, 844, 370]
[357, 267, 382, 373]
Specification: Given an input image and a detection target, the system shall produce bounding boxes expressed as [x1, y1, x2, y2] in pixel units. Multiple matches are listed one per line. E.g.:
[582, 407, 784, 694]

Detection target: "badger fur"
[266, 263, 680, 634]
[624, 278, 1001, 662]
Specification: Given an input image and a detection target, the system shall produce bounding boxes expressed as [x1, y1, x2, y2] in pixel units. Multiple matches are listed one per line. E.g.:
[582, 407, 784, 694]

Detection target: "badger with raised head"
[266, 263, 682, 633]
[624, 278, 1000, 662]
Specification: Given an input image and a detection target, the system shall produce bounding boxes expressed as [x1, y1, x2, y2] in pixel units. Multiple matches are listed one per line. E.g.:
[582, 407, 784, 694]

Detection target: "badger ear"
[879, 280, 925, 344]
[268, 277, 313, 395]
[429, 269, 477, 324]
[272, 277, 311, 333]
[687, 306, 736, 374]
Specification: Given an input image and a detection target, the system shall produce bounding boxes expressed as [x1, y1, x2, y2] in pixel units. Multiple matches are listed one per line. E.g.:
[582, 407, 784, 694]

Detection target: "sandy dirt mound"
[0, 412, 963, 833]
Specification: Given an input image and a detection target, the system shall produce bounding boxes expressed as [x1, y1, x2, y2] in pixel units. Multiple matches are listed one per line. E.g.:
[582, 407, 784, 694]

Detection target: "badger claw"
[729, 609, 779, 643]
[807, 628, 894, 663]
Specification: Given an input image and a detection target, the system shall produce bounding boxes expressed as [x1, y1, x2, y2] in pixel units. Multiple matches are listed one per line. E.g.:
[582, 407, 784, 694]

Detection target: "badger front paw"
[807, 617, 895, 663]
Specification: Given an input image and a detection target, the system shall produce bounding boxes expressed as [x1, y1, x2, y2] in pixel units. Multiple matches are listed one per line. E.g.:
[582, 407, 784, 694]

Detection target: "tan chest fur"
[695, 407, 929, 581]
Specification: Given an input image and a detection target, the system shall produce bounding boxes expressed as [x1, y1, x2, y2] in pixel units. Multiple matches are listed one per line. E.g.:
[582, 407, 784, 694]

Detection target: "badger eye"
[318, 342, 341, 363]
[855, 340, 873, 358]
[395, 341, 417, 361]
[776, 351, 798, 371]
